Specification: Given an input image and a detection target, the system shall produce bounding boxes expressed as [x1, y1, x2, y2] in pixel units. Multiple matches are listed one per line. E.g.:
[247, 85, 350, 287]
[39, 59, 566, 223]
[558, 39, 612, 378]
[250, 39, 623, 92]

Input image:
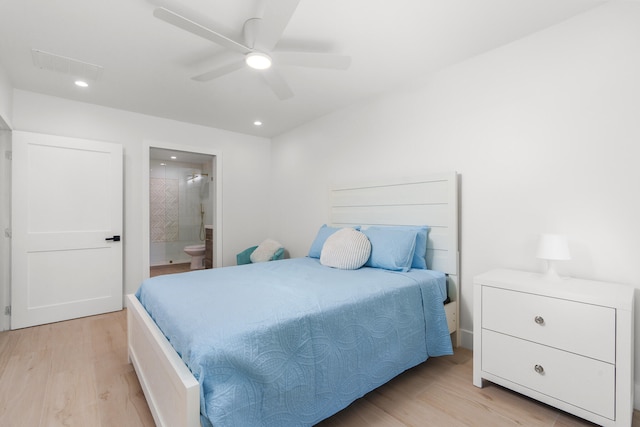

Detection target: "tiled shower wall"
[150, 177, 179, 243]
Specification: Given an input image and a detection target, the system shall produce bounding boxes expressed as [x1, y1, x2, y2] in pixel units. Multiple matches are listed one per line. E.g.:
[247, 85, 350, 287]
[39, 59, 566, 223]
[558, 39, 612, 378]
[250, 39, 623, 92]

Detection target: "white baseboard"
[459, 328, 473, 350]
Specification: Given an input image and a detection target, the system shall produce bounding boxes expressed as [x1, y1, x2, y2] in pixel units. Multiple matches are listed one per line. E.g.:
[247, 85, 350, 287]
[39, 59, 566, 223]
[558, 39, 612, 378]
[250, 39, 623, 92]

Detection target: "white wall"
[270, 0, 640, 396]
[12, 90, 271, 295]
[0, 63, 12, 128]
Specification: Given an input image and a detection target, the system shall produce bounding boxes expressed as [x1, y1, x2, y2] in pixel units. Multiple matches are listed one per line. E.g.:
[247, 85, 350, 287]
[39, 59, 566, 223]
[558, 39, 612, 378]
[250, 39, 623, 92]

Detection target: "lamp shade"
[536, 234, 571, 261]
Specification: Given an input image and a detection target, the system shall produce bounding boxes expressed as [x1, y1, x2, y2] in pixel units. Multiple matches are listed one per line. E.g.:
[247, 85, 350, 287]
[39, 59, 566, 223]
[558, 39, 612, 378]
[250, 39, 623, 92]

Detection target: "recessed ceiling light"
[253, 120, 263, 126]
[170, 156, 177, 160]
[160, 163, 166, 166]
[245, 52, 272, 70]
[74, 80, 89, 88]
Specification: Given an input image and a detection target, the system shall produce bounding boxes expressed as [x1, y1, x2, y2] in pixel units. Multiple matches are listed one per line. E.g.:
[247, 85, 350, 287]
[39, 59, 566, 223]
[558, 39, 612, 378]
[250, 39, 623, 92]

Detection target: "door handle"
[105, 235, 121, 242]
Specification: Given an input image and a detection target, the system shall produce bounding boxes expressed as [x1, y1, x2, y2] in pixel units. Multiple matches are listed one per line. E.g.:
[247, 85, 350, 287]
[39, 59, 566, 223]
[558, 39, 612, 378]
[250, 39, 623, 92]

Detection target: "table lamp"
[536, 234, 571, 281]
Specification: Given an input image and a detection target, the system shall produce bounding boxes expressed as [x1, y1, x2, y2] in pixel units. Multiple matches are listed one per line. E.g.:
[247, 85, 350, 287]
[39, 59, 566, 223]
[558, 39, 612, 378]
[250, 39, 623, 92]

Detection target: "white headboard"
[329, 172, 460, 345]
[329, 172, 459, 276]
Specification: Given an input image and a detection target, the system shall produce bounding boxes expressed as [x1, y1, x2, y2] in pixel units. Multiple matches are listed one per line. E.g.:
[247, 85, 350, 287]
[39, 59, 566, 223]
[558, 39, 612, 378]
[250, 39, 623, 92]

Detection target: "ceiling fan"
[152, 0, 351, 100]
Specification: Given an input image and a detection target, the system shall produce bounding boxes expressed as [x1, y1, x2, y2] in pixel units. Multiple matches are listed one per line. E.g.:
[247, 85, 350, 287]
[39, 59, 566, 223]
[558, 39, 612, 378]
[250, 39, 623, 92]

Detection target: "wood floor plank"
[150, 262, 191, 277]
[418, 374, 558, 426]
[317, 397, 407, 427]
[95, 365, 155, 427]
[89, 310, 128, 360]
[364, 386, 471, 427]
[40, 368, 101, 427]
[0, 327, 19, 376]
[0, 349, 51, 426]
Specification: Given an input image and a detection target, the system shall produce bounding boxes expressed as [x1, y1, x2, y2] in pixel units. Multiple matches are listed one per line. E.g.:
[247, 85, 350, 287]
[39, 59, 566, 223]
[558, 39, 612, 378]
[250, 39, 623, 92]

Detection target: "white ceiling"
[0, 0, 606, 138]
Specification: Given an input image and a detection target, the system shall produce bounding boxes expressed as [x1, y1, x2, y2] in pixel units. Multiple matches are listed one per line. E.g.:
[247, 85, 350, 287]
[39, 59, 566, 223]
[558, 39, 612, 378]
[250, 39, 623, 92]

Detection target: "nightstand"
[473, 269, 634, 427]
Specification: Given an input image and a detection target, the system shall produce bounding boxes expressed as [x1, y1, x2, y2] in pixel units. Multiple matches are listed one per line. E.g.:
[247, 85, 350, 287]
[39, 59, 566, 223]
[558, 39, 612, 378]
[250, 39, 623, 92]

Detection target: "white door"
[11, 132, 123, 329]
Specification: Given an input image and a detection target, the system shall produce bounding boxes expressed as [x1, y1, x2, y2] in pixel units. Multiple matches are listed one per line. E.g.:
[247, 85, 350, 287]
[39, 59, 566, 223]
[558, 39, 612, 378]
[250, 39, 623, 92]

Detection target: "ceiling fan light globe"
[246, 52, 272, 70]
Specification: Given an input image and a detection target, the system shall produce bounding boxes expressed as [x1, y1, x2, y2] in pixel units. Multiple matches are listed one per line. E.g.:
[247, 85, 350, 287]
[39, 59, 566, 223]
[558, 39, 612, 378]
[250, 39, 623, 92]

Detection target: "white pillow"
[320, 228, 371, 270]
[250, 239, 283, 263]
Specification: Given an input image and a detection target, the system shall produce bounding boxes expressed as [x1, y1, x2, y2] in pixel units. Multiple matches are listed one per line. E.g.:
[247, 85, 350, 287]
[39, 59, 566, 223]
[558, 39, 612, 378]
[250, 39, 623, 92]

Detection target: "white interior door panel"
[11, 131, 123, 329]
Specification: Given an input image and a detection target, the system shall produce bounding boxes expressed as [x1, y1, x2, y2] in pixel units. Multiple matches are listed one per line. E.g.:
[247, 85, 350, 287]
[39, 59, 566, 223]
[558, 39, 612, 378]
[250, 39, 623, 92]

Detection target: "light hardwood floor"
[1, 310, 638, 426]
[150, 262, 191, 277]
[0, 310, 155, 427]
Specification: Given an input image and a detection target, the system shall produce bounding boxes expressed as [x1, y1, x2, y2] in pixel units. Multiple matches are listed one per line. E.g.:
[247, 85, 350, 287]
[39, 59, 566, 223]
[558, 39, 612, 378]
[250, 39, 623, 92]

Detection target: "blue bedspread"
[136, 257, 452, 426]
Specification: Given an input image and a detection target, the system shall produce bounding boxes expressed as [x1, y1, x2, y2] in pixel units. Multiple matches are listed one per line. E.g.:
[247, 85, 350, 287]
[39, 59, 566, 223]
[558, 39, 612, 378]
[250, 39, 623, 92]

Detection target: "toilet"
[184, 244, 206, 270]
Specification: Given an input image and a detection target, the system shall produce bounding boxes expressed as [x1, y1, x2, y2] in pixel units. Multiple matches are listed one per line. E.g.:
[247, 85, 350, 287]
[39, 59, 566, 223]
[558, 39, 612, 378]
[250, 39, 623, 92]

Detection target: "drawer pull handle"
[534, 316, 545, 325]
[534, 364, 545, 374]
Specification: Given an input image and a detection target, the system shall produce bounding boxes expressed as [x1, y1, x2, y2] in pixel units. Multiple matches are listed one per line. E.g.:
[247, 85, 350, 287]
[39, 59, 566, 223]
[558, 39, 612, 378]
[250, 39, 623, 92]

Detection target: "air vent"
[31, 49, 103, 81]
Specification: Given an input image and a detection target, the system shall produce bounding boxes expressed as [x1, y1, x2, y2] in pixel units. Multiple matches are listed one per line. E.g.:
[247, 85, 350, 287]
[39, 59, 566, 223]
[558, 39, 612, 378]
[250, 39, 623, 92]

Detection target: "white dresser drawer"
[482, 286, 615, 363]
[482, 330, 615, 420]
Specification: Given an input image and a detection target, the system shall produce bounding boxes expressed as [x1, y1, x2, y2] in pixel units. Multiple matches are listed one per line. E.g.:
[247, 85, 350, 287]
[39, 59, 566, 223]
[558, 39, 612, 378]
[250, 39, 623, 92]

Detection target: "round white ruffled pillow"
[320, 228, 371, 270]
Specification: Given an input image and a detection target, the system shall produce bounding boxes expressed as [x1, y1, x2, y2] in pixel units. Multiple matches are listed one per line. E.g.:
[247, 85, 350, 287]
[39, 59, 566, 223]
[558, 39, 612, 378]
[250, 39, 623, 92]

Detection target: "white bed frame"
[127, 171, 460, 427]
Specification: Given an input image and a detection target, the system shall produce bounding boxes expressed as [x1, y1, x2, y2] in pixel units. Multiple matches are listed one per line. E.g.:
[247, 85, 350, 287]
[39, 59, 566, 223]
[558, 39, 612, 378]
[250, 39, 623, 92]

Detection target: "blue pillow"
[308, 224, 360, 258]
[363, 227, 418, 272]
[367, 225, 430, 269]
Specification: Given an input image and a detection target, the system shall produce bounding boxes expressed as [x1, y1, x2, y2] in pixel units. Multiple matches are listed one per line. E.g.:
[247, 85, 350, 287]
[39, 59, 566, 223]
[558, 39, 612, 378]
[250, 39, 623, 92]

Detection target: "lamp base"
[542, 269, 562, 282]
[541, 260, 568, 282]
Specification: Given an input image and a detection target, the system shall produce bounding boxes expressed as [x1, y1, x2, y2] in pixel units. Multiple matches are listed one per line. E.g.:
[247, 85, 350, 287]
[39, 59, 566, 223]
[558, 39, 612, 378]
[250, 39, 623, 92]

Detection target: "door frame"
[0, 118, 11, 331]
[142, 141, 223, 280]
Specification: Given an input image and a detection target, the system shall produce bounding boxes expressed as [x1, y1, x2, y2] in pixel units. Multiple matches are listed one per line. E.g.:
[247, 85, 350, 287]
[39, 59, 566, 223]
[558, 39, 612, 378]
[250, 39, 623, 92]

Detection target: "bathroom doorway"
[143, 143, 222, 279]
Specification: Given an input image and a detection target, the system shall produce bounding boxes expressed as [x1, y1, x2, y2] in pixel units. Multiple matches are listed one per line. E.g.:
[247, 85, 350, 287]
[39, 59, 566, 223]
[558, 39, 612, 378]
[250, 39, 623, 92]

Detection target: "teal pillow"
[236, 246, 257, 265]
[363, 227, 418, 272]
[271, 247, 285, 261]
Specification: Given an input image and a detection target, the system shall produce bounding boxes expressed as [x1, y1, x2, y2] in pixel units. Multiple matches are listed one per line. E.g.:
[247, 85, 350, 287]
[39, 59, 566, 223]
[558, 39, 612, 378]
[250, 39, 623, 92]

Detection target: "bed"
[127, 172, 460, 427]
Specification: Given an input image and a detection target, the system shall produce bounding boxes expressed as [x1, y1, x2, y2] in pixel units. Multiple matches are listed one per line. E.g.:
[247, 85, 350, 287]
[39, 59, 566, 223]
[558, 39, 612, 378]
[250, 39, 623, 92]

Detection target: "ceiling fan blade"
[272, 52, 351, 70]
[191, 59, 245, 82]
[261, 69, 294, 100]
[153, 7, 251, 54]
[253, 0, 301, 51]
